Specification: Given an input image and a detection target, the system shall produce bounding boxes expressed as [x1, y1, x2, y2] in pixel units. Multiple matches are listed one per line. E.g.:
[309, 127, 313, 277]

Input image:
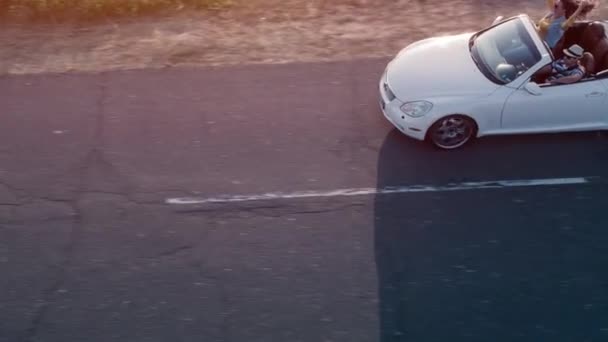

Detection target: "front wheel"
[427, 115, 477, 150]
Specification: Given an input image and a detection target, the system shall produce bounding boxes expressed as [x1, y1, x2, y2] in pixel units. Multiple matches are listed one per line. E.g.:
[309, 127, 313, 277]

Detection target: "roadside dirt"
[1, 0, 606, 75]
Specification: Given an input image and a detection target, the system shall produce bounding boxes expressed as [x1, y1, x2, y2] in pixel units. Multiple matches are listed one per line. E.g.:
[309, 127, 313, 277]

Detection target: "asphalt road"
[1, 58, 608, 342]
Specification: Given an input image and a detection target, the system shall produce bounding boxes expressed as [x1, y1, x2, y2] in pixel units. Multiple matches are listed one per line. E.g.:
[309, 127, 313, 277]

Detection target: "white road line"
[165, 176, 593, 205]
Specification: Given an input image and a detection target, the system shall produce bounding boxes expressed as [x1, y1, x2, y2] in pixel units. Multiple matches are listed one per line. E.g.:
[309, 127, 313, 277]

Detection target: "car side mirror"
[524, 82, 542, 95]
[492, 16, 504, 26]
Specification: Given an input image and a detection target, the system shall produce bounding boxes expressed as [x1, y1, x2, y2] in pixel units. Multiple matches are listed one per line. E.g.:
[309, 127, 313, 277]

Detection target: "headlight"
[400, 101, 433, 117]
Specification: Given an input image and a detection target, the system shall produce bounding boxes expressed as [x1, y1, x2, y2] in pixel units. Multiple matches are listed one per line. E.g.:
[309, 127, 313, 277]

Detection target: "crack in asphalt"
[63, 241, 203, 276]
[0, 181, 25, 204]
[0, 180, 24, 192]
[176, 202, 366, 219]
[255, 202, 366, 218]
[176, 203, 288, 214]
[19, 74, 108, 342]
[6, 67, 370, 341]
[1, 73, 190, 226]
[19, 200, 83, 342]
[154, 244, 196, 258]
[0, 192, 162, 225]
[218, 281, 233, 342]
[193, 264, 233, 342]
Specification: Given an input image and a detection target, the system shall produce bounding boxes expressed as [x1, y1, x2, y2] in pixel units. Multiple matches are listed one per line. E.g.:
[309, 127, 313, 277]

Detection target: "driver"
[544, 44, 587, 84]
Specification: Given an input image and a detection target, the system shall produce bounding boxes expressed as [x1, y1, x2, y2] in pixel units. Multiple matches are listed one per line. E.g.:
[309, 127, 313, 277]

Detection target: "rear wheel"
[428, 115, 477, 150]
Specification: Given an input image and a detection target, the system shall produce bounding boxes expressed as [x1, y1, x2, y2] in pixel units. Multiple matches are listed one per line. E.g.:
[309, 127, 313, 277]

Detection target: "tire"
[427, 115, 477, 150]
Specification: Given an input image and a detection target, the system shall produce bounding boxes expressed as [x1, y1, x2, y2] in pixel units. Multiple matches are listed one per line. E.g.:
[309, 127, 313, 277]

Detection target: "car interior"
[532, 20, 608, 85]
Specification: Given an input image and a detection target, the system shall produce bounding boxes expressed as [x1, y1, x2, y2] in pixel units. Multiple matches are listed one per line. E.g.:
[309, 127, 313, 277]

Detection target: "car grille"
[383, 82, 396, 101]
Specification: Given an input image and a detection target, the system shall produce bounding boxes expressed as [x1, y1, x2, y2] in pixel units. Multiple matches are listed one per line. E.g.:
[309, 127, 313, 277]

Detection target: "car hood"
[387, 33, 500, 100]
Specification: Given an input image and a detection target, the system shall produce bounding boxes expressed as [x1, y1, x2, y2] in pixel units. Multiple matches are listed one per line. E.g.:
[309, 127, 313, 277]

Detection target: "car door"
[500, 79, 608, 131]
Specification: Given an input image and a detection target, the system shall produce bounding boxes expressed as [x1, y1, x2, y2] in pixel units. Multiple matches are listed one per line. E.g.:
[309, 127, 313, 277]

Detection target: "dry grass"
[1, 0, 607, 75]
[0, 0, 232, 23]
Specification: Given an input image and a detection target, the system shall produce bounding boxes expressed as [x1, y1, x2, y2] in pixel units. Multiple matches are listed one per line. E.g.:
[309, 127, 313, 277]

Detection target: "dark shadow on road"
[371, 128, 608, 185]
[373, 129, 608, 342]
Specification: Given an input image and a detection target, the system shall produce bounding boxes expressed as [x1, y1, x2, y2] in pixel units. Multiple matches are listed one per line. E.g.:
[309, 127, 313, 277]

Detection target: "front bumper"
[378, 69, 427, 141]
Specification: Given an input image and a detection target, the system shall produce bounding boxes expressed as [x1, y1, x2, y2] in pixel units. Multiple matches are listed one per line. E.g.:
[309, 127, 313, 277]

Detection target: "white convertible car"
[379, 14, 608, 149]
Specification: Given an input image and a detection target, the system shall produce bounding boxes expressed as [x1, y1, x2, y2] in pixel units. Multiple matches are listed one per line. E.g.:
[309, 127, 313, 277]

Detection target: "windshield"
[470, 17, 542, 84]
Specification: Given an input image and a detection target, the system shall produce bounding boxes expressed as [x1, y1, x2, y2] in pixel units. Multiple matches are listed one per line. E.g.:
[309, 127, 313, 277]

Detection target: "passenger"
[563, 0, 599, 20]
[536, 0, 591, 49]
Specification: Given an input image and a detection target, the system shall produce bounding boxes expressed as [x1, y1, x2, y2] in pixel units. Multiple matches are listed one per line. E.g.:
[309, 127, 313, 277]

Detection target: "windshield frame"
[469, 15, 551, 86]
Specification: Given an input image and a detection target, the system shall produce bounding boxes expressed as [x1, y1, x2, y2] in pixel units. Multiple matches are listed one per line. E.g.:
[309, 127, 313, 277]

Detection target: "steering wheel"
[515, 62, 527, 75]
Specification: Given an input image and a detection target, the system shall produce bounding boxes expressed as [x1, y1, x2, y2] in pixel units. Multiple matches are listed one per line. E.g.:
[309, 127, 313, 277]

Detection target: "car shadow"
[372, 128, 608, 186]
[373, 128, 608, 341]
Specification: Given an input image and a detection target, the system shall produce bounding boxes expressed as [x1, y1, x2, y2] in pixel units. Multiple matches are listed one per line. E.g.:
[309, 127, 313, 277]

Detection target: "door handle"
[585, 91, 605, 97]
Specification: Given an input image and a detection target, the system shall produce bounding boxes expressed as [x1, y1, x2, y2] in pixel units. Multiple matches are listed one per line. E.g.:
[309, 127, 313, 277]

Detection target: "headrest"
[583, 22, 606, 39]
